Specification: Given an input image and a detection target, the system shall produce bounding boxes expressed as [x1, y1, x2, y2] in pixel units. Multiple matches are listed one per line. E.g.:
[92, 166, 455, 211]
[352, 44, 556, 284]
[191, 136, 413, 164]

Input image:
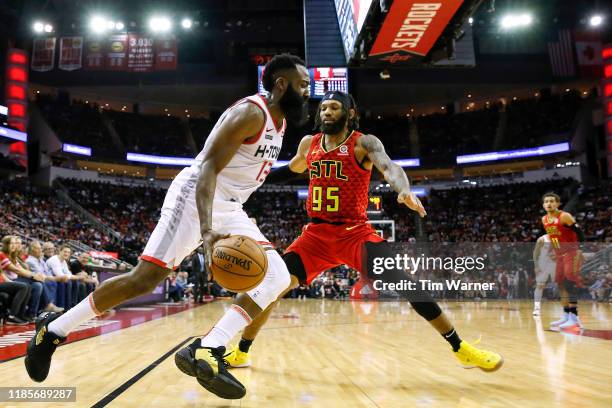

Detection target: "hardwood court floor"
[1, 299, 611, 407]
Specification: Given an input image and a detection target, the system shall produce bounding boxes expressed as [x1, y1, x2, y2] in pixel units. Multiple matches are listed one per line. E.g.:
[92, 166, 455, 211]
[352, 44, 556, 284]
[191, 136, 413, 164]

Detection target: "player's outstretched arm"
[265, 135, 312, 184]
[195, 103, 265, 262]
[360, 134, 426, 217]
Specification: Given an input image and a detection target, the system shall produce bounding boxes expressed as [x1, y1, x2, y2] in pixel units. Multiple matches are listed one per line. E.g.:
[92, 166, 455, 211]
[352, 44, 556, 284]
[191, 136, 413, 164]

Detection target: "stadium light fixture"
[107, 20, 116, 30]
[116, 21, 125, 30]
[500, 13, 533, 29]
[181, 18, 193, 29]
[589, 15, 603, 27]
[44, 24, 53, 33]
[149, 16, 172, 32]
[90, 16, 108, 33]
[468, 17, 473, 25]
[33, 21, 44, 33]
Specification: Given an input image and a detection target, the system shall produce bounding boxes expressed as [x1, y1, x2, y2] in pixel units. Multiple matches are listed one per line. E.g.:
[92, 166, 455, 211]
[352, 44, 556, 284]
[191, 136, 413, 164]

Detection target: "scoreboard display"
[258, 66, 348, 99]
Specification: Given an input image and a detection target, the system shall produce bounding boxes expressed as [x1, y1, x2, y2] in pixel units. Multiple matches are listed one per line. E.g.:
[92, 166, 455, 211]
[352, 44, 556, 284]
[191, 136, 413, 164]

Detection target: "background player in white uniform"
[26, 54, 310, 400]
[533, 234, 557, 316]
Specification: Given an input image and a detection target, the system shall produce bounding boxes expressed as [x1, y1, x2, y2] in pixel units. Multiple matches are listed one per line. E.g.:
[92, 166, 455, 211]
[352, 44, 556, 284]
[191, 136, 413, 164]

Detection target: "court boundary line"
[90, 336, 193, 408]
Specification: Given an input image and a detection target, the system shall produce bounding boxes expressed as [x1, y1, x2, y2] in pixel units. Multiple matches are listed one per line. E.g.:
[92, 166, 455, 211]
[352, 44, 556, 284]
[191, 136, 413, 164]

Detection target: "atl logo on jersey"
[309, 160, 348, 181]
[254, 144, 280, 159]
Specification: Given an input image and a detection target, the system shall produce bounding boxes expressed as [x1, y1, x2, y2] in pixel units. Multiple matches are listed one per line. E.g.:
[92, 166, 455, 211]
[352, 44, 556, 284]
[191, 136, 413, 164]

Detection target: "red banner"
[106, 34, 128, 71]
[369, 0, 463, 58]
[84, 39, 105, 70]
[154, 37, 178, 71]
[58, 37, 83, 71]
[127, 34, 154, 72]
[31, 38, 56, 72]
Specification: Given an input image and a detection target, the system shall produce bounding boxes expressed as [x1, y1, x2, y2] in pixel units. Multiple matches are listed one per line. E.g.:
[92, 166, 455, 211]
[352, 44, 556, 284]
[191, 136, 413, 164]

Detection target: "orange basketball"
[211, 235, 267, 292]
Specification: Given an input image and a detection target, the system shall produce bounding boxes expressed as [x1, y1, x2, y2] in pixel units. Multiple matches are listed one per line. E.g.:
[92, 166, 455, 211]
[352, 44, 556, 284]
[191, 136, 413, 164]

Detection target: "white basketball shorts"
[141, 168, 272, 270]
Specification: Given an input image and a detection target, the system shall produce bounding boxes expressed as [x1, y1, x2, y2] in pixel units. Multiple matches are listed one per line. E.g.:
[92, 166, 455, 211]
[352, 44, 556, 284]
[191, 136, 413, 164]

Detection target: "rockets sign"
[369, 0, 464, 63]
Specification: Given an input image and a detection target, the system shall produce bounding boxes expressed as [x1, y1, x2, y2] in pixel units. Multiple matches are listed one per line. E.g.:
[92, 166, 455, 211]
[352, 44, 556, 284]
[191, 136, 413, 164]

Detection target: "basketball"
[211, 235, 267, 292]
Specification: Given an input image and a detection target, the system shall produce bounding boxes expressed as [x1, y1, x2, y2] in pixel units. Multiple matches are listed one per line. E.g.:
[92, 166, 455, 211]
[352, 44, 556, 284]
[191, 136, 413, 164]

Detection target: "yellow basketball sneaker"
[454, 339, 504, 372]
[224, 345, 252, 368]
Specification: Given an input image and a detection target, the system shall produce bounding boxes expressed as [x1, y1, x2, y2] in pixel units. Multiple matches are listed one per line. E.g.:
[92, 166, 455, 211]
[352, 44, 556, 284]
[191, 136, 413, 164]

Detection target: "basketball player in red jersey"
[541, 192, 585, 330]
[225, 91, 503, 372]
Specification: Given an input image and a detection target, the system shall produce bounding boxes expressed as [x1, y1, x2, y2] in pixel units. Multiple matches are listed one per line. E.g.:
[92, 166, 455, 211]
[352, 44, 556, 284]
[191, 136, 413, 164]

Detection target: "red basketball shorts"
[554, 251, 583, 287]
[285, 222, 384, 284]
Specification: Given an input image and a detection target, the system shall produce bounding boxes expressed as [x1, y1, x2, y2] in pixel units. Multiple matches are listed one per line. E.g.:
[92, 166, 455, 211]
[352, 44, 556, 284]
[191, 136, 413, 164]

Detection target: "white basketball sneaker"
[532, 302, 541, 316]
[558, 313, 583, 330]
[550, 312, 569, 329]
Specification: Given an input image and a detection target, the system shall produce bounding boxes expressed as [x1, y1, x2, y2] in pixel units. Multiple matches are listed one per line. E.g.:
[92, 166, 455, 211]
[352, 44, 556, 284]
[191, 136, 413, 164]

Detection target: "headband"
[321, 91, 352, 109]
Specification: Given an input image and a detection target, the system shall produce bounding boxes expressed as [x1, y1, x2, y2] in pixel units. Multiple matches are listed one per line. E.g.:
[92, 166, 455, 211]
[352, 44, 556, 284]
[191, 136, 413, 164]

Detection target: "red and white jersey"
[192, 94, 286, 204]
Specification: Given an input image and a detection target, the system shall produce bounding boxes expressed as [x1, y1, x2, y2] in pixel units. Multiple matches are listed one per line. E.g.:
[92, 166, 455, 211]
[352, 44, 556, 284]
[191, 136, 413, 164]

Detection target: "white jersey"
[143, 94, 284, 269]
[192, 94, 286, 204]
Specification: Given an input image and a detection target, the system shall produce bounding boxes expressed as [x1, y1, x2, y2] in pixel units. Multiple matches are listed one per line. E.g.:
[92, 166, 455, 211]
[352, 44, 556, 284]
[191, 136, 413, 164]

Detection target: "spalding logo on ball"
[211, 235, 267, 292]
[213, 248, 253, 271]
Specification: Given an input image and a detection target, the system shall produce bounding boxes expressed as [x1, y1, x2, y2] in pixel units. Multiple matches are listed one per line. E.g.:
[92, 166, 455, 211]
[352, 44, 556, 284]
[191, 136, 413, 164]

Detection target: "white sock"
[48, 294, 101, 337]
[534, 301, 541, 309]
[200, 305, 252, 349]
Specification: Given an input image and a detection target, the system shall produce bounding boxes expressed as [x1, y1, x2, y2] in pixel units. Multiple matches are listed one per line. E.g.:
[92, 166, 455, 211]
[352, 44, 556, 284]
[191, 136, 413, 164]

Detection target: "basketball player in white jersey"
[25, 54, 310, 399]
[533, 234, 556, 316]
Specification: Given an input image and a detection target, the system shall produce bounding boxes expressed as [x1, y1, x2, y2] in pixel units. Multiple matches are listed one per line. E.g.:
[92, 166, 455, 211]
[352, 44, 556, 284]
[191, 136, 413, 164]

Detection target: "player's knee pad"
[246, 250, 291, 310]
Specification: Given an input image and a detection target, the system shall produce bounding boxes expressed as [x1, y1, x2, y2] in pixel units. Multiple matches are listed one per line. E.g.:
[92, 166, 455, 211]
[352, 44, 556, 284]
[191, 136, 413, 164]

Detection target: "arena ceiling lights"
[32, 21, 53, 33]
[148, 16, 172, 33]
[499, 13, 533, 30]
[589, 14, 603, 27]
[88, 16, 124, 34]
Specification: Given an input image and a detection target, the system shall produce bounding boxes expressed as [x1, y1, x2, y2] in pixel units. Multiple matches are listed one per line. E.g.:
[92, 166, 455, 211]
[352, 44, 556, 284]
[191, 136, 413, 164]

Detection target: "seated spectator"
[176, 271, 192, 300]
[167, 271, 184, 302]
[1, 235, 46, 320]
[0, 251, 31, 325]
[69, 253, 99, 300]
[42, 241, 56, 262]
[24, 240, 63, 313]
[296, 282, 309, 299]
[46, 245, 83, 309]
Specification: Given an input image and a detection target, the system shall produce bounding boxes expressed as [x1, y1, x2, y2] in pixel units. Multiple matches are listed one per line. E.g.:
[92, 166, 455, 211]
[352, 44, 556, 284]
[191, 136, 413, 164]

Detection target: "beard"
[320, 111, 348, 135]
[279, 84, 309, 126]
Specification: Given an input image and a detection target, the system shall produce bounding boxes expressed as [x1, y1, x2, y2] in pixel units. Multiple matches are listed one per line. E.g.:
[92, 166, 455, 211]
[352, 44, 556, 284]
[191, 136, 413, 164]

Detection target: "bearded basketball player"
[224, 91, 504, 373]
[25, 54, 310, 399]
[541, 193, 585, 331]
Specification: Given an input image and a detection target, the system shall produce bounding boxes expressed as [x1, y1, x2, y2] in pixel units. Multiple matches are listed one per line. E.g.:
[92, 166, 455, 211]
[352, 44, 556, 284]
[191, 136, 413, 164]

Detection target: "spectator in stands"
[25, 240, 64, 313]
[69, 253, 99, 300]
[1, 236, 46, 320]
[46, 245, 82, 309]
[42, 242, 56, 261]
[167, 271, 184, 302]
[296, 282, 309, 299]
[0, 250, 31, 325]
[176, 271, 192, 300]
